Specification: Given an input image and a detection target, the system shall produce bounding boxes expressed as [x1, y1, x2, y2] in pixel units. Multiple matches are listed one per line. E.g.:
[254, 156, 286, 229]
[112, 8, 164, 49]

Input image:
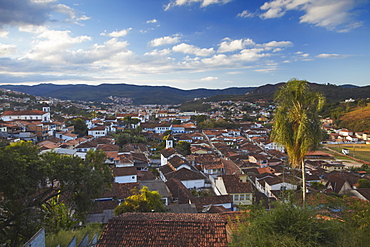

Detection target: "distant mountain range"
[0, 83, 256, 105]
[0, 82, 368, 105]
[245, 83, 367, 102]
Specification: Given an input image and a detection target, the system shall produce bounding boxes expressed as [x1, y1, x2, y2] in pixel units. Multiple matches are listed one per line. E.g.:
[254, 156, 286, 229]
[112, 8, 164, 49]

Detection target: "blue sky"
[0, 0, 369, 89]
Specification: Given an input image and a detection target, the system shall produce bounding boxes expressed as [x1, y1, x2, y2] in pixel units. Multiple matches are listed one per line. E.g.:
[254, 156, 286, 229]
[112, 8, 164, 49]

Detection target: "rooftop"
[97, 212, 228, 247]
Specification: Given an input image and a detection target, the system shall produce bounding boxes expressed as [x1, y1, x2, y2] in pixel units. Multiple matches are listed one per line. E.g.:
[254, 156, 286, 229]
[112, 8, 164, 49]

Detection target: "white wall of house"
[115, 174, 137, 184]
[2, 113, 49, 122]
[154, 126, 171, 134]
[214, 177, 227, 195]
[56, 133, 77, 141]
[88, 129, 107, 138]
[232, 193, 253, 209]
[264, 182, 297, 197]
[181, 179, 206, 189]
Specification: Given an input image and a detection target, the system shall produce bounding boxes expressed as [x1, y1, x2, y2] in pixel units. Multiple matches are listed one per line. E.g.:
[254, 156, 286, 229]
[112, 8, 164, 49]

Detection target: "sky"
[0, 0, 369, 90]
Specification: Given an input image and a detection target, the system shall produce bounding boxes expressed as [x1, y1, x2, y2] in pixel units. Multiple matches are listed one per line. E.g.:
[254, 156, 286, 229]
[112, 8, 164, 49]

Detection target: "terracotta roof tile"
[221, 175, 253, 194]
[164, 168, 206, 181]
[2, 110, 45, 116]
[113, 167, 138, 177]
[97, 212, 228, 247]
[160, 147, 177, 158]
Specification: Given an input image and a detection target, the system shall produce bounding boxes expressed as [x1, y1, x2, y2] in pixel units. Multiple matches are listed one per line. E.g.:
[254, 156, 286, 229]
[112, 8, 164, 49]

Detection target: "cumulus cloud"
[165, 0, 233, 10]
[261, 40, 293, 49]
[23, 29, 92, 62]
[0, 0, 88, 28]
[259, 0, 365, 31]
[149, 35, 181, 47]
[218, 38, 255, 53]
[101, 28, 132, 38]
[172, 43, 215, 57]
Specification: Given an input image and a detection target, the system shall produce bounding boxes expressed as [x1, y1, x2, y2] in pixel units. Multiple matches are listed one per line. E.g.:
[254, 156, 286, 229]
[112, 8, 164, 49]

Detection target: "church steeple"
[165, 135, 174, 149]
[42, 103, 50, 113]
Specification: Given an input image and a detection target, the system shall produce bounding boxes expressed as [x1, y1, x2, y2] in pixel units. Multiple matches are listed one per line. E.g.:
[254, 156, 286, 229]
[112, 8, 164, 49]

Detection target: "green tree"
[357, 179, 370, 188]
[231, 202, 341, 247]
[114, 186, 166, 215]
[65, 118, 87, 136]
[271, 79, 325, 204]
[114, 130, 147, 146]
[175, 141, 191, 155]
[0, 142, 112, 246]
[42, 196, 78, 234]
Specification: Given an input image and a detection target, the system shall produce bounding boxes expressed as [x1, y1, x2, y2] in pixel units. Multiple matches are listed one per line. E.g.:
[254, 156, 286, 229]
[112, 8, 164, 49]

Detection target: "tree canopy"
[231, 201, 341, 247]
[65, 118, 88, 136]
[114, 186, 166, 215]
[0, 142, 112, 246]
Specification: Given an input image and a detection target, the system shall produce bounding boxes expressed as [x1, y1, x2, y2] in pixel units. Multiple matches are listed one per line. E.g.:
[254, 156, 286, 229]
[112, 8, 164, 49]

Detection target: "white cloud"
[316, 53, 349, 58]
[0, 0, 88, 28]
[146, 19, 158, 23]
[19, 25, 47, 33]
[201, 54, 231, 66]
[23, 29, 92, 62]
[218, 38, 255, 53]
[0, 43, 16, 56]
[201, 76, 218, 81]
[101, 28, 132, 38]
[259, 0, 365, 31]
[261, 40, 293, 49]
[0, 30, 9, 38]
[53, 3, 90, 24]
[165, 0, 233, 10]
[144, 49, 172, 57]
[237, 10, 256, 18]
[172, 43, 215, 56]
[232, 48, 269, 62]
[149, 36, 181, 47]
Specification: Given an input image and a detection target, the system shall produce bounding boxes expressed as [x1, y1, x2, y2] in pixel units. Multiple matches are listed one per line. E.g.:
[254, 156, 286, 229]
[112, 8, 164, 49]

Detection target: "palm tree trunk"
[302, 160, 306, 206]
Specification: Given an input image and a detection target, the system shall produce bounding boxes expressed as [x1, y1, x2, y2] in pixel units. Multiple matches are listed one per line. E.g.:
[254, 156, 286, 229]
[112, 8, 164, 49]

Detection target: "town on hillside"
[1, 87, 370, 246]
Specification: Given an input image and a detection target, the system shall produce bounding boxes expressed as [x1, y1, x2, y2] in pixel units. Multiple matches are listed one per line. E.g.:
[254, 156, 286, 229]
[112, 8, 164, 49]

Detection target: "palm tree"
[271, 79, 325, 205]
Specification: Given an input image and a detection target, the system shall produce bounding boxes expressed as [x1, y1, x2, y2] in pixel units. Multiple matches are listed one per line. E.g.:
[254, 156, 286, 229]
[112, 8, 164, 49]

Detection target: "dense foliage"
[175, 141, 191, 155]
[65, 118, 88, 136]
[114, 186, 166, 215]
[0, 142, 112, 246]
[231, 202, 341, 247]
[232, 195, 370, 247]
[114, 129, 147, 146]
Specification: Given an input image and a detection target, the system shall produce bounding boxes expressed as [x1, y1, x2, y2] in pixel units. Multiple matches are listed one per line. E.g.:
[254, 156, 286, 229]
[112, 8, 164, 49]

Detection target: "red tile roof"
[2, 110, 45, 116]
[221, 175, 253, 194]
[97, 212, 228, 247]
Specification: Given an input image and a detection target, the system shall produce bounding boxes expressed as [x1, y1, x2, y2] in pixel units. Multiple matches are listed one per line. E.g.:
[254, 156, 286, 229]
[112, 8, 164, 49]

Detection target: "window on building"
[245, 194, 251, 200]
[240, 194, 244, 201]
[234, 195, 239, 201]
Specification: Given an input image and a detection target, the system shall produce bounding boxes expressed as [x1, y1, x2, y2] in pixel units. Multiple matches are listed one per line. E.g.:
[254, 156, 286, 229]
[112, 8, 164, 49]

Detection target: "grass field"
[326, 144, 370, 163]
